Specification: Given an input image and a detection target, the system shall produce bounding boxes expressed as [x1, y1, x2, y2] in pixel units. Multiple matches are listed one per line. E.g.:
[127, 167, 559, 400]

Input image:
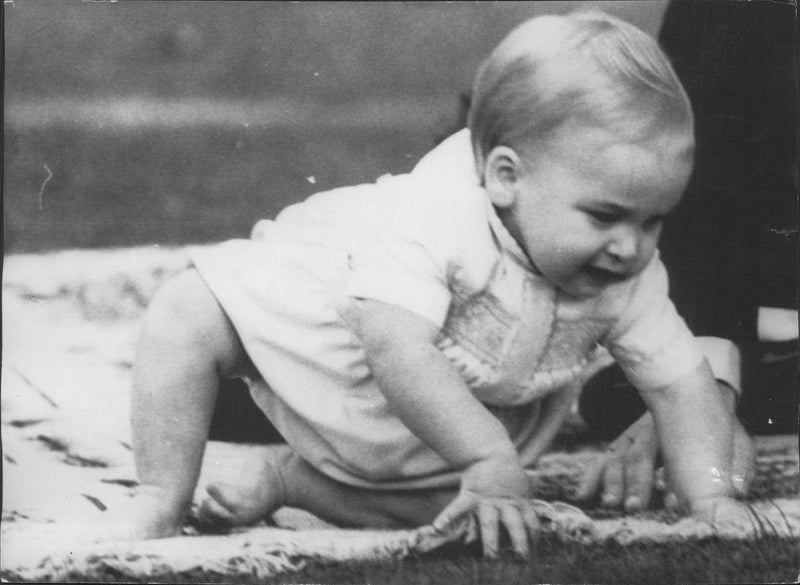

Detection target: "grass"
[4, 2, 662, 102]
[4, 121, 445, 254]
[4, 1, 664, 255]
[15, 537, 799, 584]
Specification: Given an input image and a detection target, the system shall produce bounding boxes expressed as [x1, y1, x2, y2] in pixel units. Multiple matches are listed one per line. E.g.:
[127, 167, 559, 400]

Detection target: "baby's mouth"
[583, 265, 628, 286]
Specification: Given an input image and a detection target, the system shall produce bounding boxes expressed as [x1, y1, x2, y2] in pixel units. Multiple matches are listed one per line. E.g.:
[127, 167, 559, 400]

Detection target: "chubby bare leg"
[120, 268, 252, 539]
[199, 390, 583, 531]
[201, 446, 457, 529]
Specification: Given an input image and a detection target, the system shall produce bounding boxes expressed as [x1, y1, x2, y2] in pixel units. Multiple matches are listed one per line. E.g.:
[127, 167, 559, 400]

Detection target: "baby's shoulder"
[596, 253, 677, 340]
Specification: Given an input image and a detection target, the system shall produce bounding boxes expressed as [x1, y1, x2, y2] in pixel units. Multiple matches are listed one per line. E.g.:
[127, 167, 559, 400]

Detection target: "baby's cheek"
[635, 242, 659, 273]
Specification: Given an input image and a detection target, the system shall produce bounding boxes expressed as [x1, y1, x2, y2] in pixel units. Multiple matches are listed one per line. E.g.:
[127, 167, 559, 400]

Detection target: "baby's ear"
[484, 146, 522, 208]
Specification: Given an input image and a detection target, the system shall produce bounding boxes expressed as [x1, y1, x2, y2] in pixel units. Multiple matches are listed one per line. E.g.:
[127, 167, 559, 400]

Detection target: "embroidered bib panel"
[436, 253, 610, 406]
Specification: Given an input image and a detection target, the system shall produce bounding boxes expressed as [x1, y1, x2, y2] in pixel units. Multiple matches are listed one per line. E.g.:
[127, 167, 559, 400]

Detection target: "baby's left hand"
[690, 496, 760, 537]
[576, 408, 755, 511]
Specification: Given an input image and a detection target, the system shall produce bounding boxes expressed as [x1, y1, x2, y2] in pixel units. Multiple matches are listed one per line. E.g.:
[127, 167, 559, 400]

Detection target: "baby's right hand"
[432, 455, 539, 558]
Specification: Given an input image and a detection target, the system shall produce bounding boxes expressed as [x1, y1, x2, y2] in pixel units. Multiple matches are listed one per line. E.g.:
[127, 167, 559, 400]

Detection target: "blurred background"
[4, 1, 666, 253]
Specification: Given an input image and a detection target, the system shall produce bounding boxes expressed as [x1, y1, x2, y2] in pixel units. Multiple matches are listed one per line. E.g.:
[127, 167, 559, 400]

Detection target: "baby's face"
[492, 121, 693, 298]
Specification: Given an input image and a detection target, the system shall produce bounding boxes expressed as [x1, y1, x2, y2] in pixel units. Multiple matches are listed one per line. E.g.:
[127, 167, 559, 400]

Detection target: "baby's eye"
[586, 210, 619, 224]
[644, 216, 665, 230]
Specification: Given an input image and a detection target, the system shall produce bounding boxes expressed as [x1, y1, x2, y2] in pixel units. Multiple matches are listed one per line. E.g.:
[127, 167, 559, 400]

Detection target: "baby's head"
[469, 11, 693, 175]
[469, 11, 695, 298]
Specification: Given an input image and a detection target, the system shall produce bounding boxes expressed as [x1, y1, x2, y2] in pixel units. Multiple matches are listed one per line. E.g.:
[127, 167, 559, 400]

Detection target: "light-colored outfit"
[191, 130, 705, 489]
[411, 131, 741, 394]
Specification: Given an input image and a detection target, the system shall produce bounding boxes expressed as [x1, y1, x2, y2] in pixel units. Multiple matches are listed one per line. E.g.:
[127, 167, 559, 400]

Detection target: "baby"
[125, 12, 751, 557]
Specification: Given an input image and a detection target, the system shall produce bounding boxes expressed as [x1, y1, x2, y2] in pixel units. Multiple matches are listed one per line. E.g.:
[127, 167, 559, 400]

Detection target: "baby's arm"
[608, 258, 754, 525]
[638, 358, 744, 519]
[577, 337, 755, 510]
[347, 298, 538, 557]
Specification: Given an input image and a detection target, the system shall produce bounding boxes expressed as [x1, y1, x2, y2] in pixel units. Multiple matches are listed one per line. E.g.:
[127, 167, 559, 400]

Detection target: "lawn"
[4, 119, 448, 253]
[14, 537, 800, 584]
[253, 539, 800, 585]
[4, 0, 664, 255]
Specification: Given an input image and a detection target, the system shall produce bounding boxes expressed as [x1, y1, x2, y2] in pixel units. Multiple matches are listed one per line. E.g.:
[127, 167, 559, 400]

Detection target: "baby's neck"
[493, 205, 543, 276]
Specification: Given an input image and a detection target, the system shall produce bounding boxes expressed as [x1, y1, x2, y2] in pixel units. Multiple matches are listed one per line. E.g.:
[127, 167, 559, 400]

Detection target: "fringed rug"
[2, 247, 798, 582]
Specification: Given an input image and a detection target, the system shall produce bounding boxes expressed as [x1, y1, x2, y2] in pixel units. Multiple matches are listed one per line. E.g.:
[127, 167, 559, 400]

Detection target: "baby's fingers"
[600, 455, 625, 508]
[623, 451, 654, 511]
[478, 502, 500, 558]
[500, 502, 539, 557]
[432, 492, 476, 532]
[575, 458, 604, 501]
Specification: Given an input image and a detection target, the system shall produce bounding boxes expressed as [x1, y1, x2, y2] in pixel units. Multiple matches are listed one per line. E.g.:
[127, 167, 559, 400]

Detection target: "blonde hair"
[468, 11, 693, 175]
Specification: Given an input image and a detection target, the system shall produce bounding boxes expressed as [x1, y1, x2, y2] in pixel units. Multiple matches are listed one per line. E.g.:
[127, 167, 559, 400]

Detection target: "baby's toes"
[197, 483, 240, 527]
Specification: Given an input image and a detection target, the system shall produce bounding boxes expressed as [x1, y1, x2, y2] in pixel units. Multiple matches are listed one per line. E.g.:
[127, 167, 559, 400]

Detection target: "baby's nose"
[605, 227, 640, 264]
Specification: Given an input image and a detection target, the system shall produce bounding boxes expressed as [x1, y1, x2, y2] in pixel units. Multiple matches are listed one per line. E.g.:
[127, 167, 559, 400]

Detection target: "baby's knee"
[139, 268, 243, 372]
[143, 268, 213, 330]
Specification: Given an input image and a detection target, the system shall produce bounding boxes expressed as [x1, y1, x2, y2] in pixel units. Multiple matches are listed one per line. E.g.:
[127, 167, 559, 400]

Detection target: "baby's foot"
[197, 447, 290, 528]
[96, 486, 187, 541]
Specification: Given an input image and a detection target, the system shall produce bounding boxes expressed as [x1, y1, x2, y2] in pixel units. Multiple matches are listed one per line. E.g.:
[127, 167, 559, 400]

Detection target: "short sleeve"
[342, 176, 456, 328]
[344, 234, 453, 327]
[604, 255, 705, 391]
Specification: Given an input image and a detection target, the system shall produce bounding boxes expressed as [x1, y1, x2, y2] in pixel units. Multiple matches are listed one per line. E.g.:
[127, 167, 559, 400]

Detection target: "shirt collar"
[415, 128, 539, 274]
[482, 195, 538, 273]
[454, 132, 537, 274]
